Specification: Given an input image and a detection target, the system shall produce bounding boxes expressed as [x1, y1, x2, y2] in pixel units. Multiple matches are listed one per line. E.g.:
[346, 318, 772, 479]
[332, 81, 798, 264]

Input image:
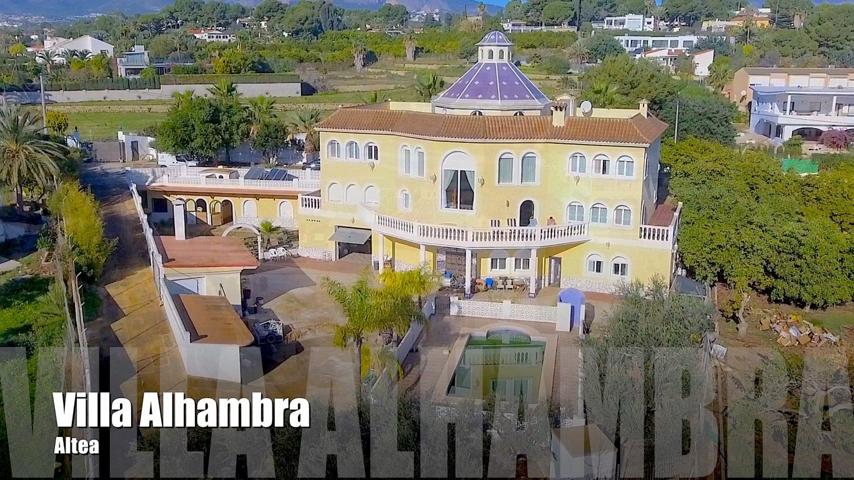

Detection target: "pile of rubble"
[759, 312, 840, 347]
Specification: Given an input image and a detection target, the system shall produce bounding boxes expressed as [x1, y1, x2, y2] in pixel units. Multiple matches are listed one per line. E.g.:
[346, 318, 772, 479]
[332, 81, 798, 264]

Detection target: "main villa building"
[134, 32, 681, 297]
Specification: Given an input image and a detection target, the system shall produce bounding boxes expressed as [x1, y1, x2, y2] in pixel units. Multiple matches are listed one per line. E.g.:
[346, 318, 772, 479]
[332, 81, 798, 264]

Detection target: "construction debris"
[759, 311, 841, 347]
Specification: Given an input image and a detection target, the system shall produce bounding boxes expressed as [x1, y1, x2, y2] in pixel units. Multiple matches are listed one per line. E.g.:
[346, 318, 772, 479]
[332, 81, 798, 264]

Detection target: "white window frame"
[569, 152, 586, 175]
[590, 203, 608, 224]
[612, 257, 629, 277]
[490, 257, 507, 271]
[566, 202, 585, 223]
[614, 205, 632, 226]
[616, 155, 634, 177]
[520, 153, 537, 184]
[593, 154, 610, 175]
[586, 254, 604, 274]
[345, 141, 360, 160]
[514, 257, 531, 271]
[498, 153, 514, 184]
[327, 140, 341, 159]
[400, 146, 412, 175]
[415, 148, 425, 177]
[365, 143, 379, 161]
[399, 189, 411, 210]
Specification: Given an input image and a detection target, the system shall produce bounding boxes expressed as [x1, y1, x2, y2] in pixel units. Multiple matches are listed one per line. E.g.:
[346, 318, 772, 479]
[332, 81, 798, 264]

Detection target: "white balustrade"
[299, 194, 322, 211]
[374, 213, 589, 248]
[638, 202, 682, 247]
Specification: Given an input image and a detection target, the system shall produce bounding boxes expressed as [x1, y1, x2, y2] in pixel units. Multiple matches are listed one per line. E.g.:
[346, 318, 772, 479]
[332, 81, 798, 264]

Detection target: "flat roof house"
[749, 85, 854, 141]
[727, 67, 854, 111]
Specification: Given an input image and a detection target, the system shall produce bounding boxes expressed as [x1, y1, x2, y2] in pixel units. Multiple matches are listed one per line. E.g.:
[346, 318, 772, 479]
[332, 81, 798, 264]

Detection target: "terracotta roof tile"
[317, 107, 667, 145]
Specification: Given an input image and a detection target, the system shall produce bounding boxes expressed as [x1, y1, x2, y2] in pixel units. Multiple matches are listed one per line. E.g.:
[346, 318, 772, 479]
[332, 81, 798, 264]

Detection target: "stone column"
[377, 233, 385, 271]
[172, 199, 186, 241]
[464, 248, 472, 298]
[529, 248, 538, 297]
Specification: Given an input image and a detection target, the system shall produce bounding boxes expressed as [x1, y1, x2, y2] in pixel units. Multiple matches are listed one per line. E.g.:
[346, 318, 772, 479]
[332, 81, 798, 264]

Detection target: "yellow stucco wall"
[146, 192, 298, 227]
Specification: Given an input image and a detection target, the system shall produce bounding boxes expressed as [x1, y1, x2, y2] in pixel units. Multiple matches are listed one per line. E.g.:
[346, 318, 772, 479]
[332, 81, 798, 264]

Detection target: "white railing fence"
[449, 296, 573, 332]
[129, 184, 242, 383]
[394, 294, 436, 364]
[298, 194, 322, 211]
[638, 202, 682, 247]
[375, 213, 590, 248]
[126, 166, 321, 191]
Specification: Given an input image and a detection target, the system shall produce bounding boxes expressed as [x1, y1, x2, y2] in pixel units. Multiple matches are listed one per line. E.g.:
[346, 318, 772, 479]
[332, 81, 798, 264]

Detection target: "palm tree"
[324, 275, 414, 381]
[708, 58, 733, 93]
[379, 267, 438, 311]
[35, 50, 57, 75]
[207, 79, 240, 103]
[247, 96, 276, 135]
[171, 90, 194, 109]
[587, 80, 621, 107]
[289, 109, 322, 158]
[258, 220, 282, 250]
[567, 40, 589, 66]
[0, 105, 64, 214]
[415, 72, 446, 101]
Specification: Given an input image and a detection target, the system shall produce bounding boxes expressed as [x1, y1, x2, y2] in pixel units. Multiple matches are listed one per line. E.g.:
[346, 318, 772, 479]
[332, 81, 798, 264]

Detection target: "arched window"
[345, 141, 360, 160]
[498, 153, 514, 184]
[614, 205, 632, 226]
[590, 203, 608, 224]
[242, 199, 257, 217]
[488, 50, 494, 60]
[400, 146, 412, 175]
[616, 156, 634, 177]
[566, 202, 584, 222]
[611, 257, 629, 277]
[442, 152, 475, 211]
[586, 254, 604, 274]
[327, 140, 340, 158]
[593, 154, 610, 175]
[345, 184, 360, 204]
[499, 50, 505, 60]
[364, 185, 379, 206]
[278, 201, 293, 219]
[399, 189, 411, 210]
[569, 153, 586, 174]
[415, 148, 425, 177]
[365, 143, 379, 161]
[327, 182, 343, 202]
[513, 111, 524, 116]
[471, 110, 483, 116]
[521, 153, 537, 184]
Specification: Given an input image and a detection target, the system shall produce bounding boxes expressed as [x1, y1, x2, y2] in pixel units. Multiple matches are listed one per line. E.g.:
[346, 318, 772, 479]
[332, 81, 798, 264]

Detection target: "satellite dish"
[580, 101, 593, 116]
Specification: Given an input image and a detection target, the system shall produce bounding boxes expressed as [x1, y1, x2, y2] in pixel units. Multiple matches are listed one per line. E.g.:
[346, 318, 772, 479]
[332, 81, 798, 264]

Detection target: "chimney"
[639, 99, 649, 118]
[173, 199, 186, 241]
[551, 102, 567, 127]
[566, 95, 577, 117]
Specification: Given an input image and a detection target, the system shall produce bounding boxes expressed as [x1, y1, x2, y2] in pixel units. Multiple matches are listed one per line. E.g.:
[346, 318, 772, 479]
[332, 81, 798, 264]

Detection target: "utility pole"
[39, 74, 47, 130]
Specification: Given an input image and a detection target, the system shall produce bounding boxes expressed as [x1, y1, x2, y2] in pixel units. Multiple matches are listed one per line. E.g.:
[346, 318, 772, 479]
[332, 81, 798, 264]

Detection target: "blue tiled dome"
[476, 31, 513, 46]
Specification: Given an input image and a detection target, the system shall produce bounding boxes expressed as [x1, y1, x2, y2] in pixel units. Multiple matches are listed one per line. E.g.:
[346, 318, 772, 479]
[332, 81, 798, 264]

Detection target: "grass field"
[66, 111, 168, 141]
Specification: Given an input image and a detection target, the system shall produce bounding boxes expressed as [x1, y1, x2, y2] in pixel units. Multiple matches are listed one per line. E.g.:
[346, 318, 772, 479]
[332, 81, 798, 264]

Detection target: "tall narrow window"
[587, 254, 603, 274]
[416, 148, 425, 177]
[594, 155, 610, 175]
[590, 203, 608, 224]
[498, 154, 514, 184]
[614, 205, 632, 226]
[443, 169, 475, 210]
[569, 153, 586, 174]
[365, 143, 379, 161]
[521, 153, 537, 184]
[345, 141, 360, 160]
[401, 147, 412, 175]
[399, 190, 411, 210]
[327, 140, 341, 158]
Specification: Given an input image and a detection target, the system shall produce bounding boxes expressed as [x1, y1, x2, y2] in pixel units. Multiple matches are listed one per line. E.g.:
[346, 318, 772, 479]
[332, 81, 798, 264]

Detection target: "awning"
[329, 227, 371, 245]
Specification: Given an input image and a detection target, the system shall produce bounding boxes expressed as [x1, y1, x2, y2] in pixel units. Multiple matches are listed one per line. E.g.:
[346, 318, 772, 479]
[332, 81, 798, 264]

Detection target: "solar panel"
[244, 166, 266, 180]
[267, 168, 289, 181]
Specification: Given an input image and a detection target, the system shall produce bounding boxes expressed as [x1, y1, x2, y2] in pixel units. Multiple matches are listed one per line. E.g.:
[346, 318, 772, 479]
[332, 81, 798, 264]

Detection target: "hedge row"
[46, 77, 161, 91]
[159, 73, 300, 85]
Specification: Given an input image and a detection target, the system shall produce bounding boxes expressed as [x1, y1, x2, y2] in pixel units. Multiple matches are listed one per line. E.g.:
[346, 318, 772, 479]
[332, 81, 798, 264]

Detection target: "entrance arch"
[519, 200, 535, 227]
[222, 200, 234, 225]
[278, 201, 294, 226]
[194, 199, 208, 225]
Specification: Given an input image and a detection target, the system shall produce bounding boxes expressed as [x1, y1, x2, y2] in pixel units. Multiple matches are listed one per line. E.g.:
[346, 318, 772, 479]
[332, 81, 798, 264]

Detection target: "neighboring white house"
[614, 33, 700, 52]
[189, 28, 236, 42]
[594, 14, 656, 31]
[749, 85, 854, 141]
[638, 48, 714, 77]
[38, 35, 114, 61]
[500, 20, 576, 33]
[117, 45, 150, 78]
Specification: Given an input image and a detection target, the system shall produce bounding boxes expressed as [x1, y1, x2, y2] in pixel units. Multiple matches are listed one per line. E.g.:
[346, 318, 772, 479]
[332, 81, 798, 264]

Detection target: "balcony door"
[519, 200, 535, 227]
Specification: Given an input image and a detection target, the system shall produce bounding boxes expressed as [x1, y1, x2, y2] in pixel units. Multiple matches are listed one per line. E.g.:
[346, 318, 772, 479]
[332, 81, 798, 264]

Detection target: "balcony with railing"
[126, 166, 321, 192]
[638, 202, 681, 248]
[373, 213, 590, 249]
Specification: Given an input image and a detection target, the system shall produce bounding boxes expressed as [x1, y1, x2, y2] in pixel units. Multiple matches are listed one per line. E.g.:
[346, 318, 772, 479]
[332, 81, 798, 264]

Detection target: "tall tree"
[415, 72, 445, 101]
[0, 105, 64, 214]
[289, 109, 322, 158]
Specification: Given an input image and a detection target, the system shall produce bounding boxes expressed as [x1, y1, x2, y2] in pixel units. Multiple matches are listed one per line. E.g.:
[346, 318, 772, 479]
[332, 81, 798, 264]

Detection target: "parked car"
[158, 153, 199, 168]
